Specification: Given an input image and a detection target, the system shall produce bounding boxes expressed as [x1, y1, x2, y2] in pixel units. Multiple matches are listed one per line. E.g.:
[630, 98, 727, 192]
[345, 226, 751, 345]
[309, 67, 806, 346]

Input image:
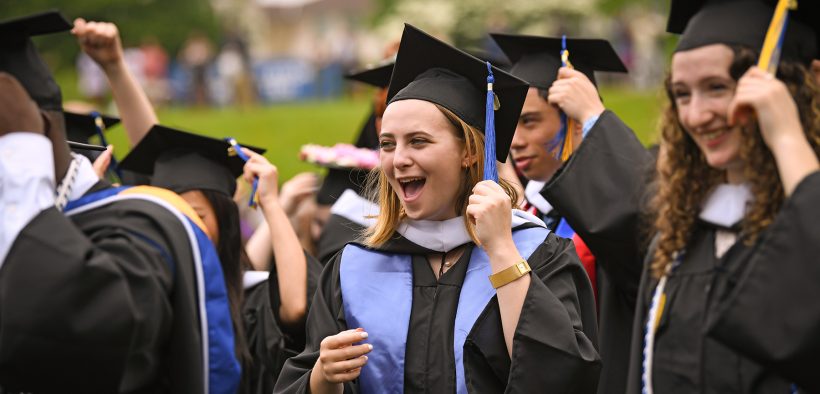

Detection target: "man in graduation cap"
[490, 33, 639, 394]
[275, 24, 600, 394]
[314, 59, 393, 263]
[0, 11, 241, 393]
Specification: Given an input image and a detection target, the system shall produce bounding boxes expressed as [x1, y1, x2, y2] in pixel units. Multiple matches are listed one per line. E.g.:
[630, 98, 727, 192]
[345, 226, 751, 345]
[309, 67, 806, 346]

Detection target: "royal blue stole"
[64, 186, 241, 394]
[339, 225, 549, 393]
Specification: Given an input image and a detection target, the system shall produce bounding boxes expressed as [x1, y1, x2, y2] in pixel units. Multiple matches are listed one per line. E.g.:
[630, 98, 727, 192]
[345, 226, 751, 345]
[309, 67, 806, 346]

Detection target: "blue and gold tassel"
[225, 137, 259, 208]
[548, 35, 576, 162]
[758, 0, 797, 75]
[91, 111, 123, 180]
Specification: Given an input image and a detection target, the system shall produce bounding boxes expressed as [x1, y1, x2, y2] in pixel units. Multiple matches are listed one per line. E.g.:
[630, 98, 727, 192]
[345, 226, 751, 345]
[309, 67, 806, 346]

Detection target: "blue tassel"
[547, 35, 569, 160]
[483, 61, 498, 182]
[90, 111, 123, 181]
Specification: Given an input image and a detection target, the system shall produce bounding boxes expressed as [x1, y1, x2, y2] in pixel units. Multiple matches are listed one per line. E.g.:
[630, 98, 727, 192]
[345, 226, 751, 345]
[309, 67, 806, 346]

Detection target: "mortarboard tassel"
[758, 0, 797, 75]
[225, 137, 259, 208]
[548, 35, 576, 162]
[91, 111, 123, 181]
[483, 61, 499, 182]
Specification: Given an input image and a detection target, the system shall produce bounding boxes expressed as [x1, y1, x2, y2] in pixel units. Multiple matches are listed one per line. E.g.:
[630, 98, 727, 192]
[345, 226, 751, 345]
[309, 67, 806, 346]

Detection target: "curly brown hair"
[650, 46, 820, 278]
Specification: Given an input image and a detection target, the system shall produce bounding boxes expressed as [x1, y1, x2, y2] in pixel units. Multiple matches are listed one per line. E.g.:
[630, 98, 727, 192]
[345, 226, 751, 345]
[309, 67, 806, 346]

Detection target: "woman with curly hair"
[540, 0, 819, 392]
[275, 24, 601, 394]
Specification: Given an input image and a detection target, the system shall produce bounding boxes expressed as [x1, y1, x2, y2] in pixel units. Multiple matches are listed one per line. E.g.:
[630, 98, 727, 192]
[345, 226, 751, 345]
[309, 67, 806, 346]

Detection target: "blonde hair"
[363, 104, 519, 247]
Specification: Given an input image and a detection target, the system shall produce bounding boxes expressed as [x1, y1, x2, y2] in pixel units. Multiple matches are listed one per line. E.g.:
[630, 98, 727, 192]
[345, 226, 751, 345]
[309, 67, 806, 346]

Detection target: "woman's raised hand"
[241, 147, 280, 208]
[71, 18, 124, 72]
[467, 180, 515, 253]
[728, 66, 803, 150]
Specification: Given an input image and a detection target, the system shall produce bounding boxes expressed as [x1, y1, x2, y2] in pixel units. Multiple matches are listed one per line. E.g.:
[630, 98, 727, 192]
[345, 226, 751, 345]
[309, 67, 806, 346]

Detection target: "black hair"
[200, 189, 252, 365]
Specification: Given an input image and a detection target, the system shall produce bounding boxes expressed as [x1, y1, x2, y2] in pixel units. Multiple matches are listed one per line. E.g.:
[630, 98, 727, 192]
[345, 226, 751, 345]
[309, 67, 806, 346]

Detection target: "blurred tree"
[4, 0, 221, 71]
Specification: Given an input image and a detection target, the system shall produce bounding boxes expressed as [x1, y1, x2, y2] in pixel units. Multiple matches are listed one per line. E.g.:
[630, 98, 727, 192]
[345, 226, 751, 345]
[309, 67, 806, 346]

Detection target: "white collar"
[396, 209, 546, 252]
[330, 189, 379, 227]
[243, 270, 269, 290]
[699, 183, 753, 228]
[524, 180, 553, 214]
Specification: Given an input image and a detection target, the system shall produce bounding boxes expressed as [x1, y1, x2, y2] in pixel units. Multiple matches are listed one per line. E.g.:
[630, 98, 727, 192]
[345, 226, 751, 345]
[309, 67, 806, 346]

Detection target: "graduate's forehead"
[380, 99, 453, 138]
[670, 44, 734, 86]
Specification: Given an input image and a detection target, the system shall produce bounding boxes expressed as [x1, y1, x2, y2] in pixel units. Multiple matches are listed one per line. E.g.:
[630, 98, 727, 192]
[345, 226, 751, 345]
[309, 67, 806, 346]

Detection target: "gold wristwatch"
[488, 260, 531, 289]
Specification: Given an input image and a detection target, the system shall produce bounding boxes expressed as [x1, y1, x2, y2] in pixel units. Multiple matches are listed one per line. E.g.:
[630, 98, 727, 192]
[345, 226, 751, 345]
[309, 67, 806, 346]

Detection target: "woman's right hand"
[311, 328, 372, 391]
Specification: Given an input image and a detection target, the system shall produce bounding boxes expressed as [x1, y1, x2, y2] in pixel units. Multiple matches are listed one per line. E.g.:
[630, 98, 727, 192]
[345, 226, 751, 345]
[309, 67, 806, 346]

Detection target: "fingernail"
[367, 344, 373, 350]
[363, 356, 368, 361]
[360, 332, 368, 339]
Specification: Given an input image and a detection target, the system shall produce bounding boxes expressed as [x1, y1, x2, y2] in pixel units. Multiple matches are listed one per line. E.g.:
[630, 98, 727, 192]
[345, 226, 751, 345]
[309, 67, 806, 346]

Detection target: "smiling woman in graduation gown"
[538, 0, 820, 392]
[274, 24, 600, 394]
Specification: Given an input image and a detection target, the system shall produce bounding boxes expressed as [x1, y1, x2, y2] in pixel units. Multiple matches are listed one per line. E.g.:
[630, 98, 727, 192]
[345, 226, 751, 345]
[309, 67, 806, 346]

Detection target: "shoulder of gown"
[706, 170, 820, 392]
[0, 197, 205, 392]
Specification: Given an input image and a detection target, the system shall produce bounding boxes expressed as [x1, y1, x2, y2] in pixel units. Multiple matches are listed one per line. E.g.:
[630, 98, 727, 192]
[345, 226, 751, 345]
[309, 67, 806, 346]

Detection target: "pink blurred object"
[300, 143, 379, 170]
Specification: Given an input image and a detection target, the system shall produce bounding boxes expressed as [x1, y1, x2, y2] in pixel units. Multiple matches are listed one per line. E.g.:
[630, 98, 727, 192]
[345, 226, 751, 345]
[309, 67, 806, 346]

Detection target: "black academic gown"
[273, 228, 601, 394]
[0, 181, 206, 393]
[241, 251, 322, 394]
[541, 111, 652, 394]
[625, 221, 793, 393]
[316, 214, 367, 264]
[705, 171, 820, 393]
[542, 111, 795, 392]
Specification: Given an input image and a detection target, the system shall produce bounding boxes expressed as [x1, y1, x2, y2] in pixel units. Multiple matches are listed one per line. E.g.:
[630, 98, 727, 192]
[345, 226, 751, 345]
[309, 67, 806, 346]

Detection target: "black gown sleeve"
[541, 110, 654, 298]
[0, 205, 177, 392]
[465, 233, 601, 393]
[273, 254, 357, 394]
[267, 250, 324, 353]
[706, 171, 820, 392]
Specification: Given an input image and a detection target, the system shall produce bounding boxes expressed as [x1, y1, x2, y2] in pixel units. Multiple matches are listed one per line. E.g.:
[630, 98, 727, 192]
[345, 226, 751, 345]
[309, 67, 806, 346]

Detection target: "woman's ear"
[462, 151, 478, 168]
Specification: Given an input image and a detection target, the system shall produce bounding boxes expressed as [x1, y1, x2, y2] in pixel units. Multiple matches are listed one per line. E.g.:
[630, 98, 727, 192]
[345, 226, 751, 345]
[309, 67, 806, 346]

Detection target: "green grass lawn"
[99, 99, 373, 182]
[89, 85, 663, 183]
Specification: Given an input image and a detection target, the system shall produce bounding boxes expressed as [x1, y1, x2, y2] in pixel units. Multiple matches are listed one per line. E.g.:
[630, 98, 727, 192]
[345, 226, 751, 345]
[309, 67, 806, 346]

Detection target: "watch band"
[488, 260, 531, 289]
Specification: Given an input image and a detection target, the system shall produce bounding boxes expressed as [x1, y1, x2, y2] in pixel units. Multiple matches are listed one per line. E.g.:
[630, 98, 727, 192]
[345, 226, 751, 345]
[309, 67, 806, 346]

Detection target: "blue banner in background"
[253, 58, 316, 102]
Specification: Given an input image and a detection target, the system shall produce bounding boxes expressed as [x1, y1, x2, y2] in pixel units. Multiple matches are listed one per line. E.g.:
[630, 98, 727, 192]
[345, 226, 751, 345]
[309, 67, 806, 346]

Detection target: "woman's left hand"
[91, 145, 113, 179]
[241, 147, 280, 209]
[728, 66, 804, 150]
[467, 180, 515, 252]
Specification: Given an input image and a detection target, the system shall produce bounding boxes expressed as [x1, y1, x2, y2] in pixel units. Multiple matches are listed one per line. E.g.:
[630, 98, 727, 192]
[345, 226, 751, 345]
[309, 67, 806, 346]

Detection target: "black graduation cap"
[119, 125, 266, 197]
[668, 0, 818, 64]
[387, 24, 529, 163]
[64, 111, 121, 143]
[489, 34, 627, 89]
[0, 11, 71, 111]
[465, 46, 512, 72]
[345, 59, 395, 89]
[316, 167, 369, 205]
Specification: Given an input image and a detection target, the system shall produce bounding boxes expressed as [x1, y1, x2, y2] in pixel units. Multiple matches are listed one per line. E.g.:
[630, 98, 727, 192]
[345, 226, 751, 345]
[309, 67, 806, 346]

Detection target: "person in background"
[490, 32, 635, 394]
[0, 11, 239, 393]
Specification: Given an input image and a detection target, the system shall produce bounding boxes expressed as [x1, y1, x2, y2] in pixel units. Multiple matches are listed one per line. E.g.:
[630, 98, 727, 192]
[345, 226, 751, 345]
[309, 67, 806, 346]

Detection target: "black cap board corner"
[490, 33, 627, 89]
[386, 24, 529, 162]
[64, 111, 121, 143]
[0, 11, 72, 111]
[667, 0, 818, 63]
[345, 58, 396, 88]
[119, 124, 266, 197]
